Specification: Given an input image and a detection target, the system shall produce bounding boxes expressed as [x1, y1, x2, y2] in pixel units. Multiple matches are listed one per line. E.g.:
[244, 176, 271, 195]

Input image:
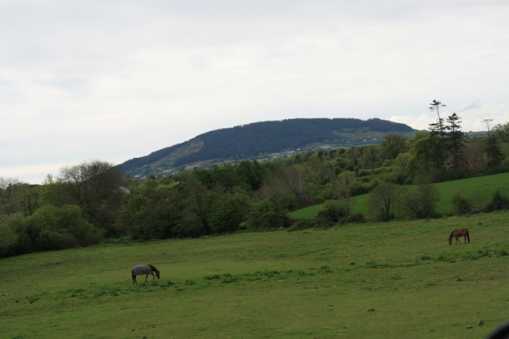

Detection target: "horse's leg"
[145, 274, 149, 283]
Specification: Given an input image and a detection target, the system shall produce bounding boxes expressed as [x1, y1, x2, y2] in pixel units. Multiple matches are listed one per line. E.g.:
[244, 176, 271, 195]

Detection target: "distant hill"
[118, 118, 415, 177]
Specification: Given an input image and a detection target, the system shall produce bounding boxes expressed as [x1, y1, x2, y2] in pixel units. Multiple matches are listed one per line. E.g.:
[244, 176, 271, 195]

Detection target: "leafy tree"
[317, 200, 351, 225]
[381, 134, 408, 160]
[484, 134, 503, 169]
[246, 199, 290, 229]
[484, 191, 509, 212]
[411, 133, 447, 181]
[209, 192, 249, 233]
[0, 219, 17, 257]
[123, 180, 182, 239]
[452, 193, 472, 215]
[44, 161, 127, 235]
[10, 205, 102, 254]
[236, 161, 264, 191]
[401, 184, 439, 219]
[0, 183, 40, 216]
[368, 182, 400, 221]
[445, 113, 465, 175]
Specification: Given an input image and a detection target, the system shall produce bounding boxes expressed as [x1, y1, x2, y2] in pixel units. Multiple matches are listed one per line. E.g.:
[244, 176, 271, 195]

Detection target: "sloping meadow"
[1, 211, 509, 338]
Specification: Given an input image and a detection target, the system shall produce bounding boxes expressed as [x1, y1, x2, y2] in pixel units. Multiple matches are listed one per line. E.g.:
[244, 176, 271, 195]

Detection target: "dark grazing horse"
[131, 264, 160, 284]
[449, 228, 470, 245]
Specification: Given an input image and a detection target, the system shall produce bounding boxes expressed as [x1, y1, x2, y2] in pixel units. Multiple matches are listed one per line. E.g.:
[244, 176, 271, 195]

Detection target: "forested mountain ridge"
[118, 118, 415, 177]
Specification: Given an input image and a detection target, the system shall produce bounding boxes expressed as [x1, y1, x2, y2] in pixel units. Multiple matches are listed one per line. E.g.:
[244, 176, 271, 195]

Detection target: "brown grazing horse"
[448, 228, 470, 245]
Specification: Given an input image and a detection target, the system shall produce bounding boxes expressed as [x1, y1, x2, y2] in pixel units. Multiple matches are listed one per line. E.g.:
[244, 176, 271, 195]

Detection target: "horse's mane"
[148, 264, 159, 273]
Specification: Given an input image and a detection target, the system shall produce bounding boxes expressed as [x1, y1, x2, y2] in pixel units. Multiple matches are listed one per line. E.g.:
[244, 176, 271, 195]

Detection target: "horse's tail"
[449, 231, 454, 245]
[466, 230, 470, 243]
[131, 270, 136, 284]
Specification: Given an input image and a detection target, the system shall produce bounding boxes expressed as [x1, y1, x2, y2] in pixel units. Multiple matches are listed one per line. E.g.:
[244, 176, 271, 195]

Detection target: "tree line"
[1, 112, 508, 257]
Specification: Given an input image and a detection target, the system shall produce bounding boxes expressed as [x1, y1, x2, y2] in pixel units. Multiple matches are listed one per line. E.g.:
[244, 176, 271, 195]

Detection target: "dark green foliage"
[484, 134, 503, 169]
[401, 184, 439, 219]
[452, 193, 472, 215]
[246, 199, 290, 229]
[381, 134, 408, 160]
[209, 193, 249, 233]
[123, 180, 184, 239]
[368, 183, 400, 221]
[0, 218, 17, 257]
[444, 113, 466, 176]
[484, 191, 509, 212]
[412, 133, 448, 181]
[0, 183, 40, 216]
[42, 161, 127, 236]
[7, 205, 102, 255]
[317, 200, 351, 225]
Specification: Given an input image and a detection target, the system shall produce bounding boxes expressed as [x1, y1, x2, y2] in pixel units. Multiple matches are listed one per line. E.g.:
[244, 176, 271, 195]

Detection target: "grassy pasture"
[1, 212, 509, 338]
[289, 172, 509, 220]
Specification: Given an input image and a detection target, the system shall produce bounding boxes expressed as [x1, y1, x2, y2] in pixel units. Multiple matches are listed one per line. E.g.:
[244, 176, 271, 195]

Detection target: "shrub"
[8, 205, 103, 255]
[401, 184, 439, 219]
[346, 213, 366, 223]
[368, 182, 400, 221]
[484, 190, 509, 212]
[246, 200, 290, 229]
[209, 193, 249, 233]
[317, 200, 351, 225]
[452, 193, 472, 215]
[0, 220, 18, 257]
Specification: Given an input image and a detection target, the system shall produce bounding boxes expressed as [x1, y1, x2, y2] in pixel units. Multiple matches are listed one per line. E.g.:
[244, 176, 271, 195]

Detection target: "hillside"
[289, 172, 509, 220]
[1, 212, 509, 338]
[118, 118, 415, 177]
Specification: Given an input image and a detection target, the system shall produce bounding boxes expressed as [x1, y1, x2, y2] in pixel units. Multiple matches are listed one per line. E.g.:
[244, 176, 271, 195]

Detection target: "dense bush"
[484, 191, 509, 212]
[401, 184, 439, 219]
[368, 183, 400, 221]
[0, 217, 18, 257]
[209, 193, 249, 233]
[246, 199, 290, 229]
[3, 205, 102, 256]
[123, 181, 185, 239]
[317, 200, 351, 226]
[452, 193, 472, 215]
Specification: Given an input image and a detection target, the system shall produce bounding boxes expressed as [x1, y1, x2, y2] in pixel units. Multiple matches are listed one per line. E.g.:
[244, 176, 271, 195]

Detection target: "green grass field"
[2, 211, 509, 338]
[289, 172, 509, 220]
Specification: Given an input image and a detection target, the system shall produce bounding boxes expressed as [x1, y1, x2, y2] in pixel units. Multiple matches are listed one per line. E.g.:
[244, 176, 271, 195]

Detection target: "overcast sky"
[2, 0, 509, 183]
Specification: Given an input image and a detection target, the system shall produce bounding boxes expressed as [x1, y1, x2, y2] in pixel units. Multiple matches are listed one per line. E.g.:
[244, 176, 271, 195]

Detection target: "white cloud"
[1, 1, 509, 182]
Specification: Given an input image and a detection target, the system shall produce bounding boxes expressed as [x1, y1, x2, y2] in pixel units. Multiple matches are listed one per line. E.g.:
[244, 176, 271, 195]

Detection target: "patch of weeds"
[365, 261, 389, 269]
[26, 296, 40, 304]
[66, 288, 87, 298]
[162, 280, 176, 287]
[220, 274, 238, 284]
[318, 265, 333, 273]
[204, 274, 222, 281]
